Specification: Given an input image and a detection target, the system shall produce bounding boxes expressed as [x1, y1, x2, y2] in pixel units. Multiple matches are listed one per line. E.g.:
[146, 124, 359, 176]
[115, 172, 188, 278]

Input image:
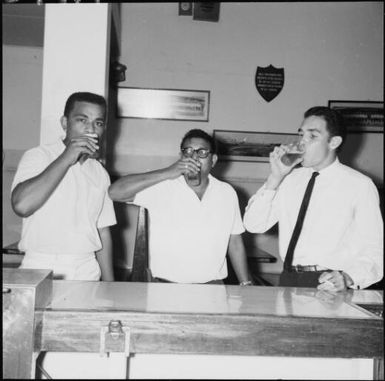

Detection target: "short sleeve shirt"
[134, 175, 245, 283]
[11, 140, 116, 255]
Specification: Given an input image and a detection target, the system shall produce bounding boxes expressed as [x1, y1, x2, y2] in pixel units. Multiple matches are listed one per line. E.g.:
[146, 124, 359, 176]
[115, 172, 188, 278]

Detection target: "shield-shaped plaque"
[255, 65, 284, 102]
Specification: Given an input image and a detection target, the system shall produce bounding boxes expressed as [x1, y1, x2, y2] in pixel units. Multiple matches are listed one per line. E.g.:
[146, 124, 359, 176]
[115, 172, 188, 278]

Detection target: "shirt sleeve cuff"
[256, 184, 277, 200]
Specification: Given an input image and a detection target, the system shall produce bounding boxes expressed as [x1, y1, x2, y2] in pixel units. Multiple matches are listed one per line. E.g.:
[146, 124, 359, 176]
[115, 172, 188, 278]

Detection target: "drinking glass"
[186, 170, 201, 186]
[280, 140, 305, 166]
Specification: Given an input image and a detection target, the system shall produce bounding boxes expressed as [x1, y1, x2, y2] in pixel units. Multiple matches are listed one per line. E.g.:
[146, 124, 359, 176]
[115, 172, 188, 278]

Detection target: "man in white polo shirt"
[11, 92, 116, 281]
[11, 92, 120, 379]
[109, 129, 252, 285]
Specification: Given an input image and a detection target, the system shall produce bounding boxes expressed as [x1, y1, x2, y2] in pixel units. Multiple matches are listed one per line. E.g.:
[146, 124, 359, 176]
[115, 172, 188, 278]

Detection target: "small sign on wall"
[255, 65, 285, 102]
[179, 2, 193, 16]
[193, 2, 220, 22]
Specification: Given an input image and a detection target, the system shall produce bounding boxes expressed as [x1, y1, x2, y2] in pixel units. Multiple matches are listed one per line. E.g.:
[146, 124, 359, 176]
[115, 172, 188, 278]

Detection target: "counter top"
[47, 281, 382, 320]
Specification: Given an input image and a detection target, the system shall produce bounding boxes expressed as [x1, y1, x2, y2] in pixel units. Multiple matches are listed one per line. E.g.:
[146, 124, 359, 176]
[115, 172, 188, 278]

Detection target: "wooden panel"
[3, 269, 52, 379]
[130, 206, 152, 282]
[38, 310, 383, 359]
[374, 358, 384, 380]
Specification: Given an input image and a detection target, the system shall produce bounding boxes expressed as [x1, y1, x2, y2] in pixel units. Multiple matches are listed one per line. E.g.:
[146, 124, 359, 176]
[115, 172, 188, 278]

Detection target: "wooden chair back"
[130, 206, 152, 282]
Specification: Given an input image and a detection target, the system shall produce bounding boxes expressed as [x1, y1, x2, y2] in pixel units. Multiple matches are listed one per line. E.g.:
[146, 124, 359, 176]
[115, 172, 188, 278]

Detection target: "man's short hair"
[304, 106, 346, 149]
[180, 129, 217, 154]
[64, 92, 107, 118]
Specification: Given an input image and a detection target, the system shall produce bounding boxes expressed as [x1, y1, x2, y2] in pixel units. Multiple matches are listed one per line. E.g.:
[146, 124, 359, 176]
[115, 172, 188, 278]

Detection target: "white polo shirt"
[11, 140, 116, 255]
[134, 175, 245, 283]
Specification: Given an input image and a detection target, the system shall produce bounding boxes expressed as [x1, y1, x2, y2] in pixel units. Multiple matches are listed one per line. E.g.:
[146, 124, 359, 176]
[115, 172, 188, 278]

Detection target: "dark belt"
[153, 277, 224, 285]
[290, 265, 329, 272]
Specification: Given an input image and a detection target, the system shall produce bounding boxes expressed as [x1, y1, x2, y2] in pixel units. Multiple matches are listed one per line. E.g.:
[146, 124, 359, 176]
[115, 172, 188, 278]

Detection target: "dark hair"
[304, 106, 346, 149]
[64, 92, 107, 118]
[180, 129, 217, 154]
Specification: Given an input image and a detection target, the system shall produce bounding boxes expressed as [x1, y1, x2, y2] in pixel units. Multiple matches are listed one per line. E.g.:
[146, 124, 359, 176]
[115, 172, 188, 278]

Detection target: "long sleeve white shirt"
[243, 158, 383, 289]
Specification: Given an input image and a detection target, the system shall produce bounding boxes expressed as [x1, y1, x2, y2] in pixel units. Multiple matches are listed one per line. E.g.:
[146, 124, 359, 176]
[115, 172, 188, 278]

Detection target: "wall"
[104, 2, 383, 271]
[107, 2, 383, 184]
[2, 45, 43, 246]
[3, 3, 383, 268]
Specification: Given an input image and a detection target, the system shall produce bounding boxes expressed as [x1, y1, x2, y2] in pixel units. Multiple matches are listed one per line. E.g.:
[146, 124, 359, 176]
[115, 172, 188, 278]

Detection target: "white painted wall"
[40, 4, 111, 144]
[2, 45, 43, 151]
[108, 2, 383, 184]
[2, 45, 43, 246]
[3, 2, 383, 257]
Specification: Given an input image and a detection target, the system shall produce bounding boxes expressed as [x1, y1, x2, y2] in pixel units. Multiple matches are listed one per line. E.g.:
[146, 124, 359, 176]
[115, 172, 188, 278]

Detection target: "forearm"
[243, 186, 278, 233]
[108, 167, 171, 202]
[11, 155, 71, 217]
[96, 227, 114, 281]
[228, 234, 251, 284]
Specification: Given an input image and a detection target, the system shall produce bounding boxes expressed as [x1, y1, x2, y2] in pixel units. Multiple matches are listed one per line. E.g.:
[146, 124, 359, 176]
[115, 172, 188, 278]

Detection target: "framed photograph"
[213, 130, 298, 162]
[328, 100, 383, 133]
[117, 87, 210, 122]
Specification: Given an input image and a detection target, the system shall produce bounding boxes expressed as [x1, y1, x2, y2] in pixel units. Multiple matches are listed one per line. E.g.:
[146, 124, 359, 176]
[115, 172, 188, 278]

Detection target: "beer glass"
[280, 140, 305, 166]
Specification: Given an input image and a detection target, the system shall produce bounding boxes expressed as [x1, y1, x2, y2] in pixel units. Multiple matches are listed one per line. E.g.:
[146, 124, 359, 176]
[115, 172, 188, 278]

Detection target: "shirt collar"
[316, 157, 340, 178]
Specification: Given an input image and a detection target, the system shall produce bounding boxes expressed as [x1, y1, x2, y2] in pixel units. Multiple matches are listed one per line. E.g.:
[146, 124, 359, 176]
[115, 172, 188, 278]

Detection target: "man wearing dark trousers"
[244, 106, 383, 291]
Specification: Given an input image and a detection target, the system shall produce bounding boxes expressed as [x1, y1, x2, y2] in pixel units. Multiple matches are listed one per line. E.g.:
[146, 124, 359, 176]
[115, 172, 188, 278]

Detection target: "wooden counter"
[3, 269, 383, 379]
[39, 282, 382, 357]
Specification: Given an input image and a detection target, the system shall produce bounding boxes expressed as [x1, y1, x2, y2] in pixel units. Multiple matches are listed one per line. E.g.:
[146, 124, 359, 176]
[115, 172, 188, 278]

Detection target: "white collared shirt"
[134, 175, 245, 283]
[11, 140, 116, 255]
[243, 158, 383, 289]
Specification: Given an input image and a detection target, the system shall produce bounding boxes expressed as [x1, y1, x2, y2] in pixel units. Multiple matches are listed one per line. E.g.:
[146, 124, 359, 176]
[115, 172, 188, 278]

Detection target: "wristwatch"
[239, 280, 253, 286]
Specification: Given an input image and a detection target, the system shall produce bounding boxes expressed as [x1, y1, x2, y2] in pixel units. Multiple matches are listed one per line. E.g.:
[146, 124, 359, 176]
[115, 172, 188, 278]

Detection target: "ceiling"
[2, 4, 45, 47]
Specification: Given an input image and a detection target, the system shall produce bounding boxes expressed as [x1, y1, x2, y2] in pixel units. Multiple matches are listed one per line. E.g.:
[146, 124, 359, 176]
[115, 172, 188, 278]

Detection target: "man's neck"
[312, 154, 337, 172]
[79, 154, 89, 165]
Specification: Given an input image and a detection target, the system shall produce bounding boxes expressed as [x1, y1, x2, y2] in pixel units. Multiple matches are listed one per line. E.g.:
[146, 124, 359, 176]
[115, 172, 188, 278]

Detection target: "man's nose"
[300, 136, 309, 145]
[85, 121, 96, 133]
[191, 150, 199, 159]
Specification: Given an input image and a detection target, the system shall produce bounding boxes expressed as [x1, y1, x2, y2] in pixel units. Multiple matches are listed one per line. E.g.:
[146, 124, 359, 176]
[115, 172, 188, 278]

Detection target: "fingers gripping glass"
[181, 147, 212, 158]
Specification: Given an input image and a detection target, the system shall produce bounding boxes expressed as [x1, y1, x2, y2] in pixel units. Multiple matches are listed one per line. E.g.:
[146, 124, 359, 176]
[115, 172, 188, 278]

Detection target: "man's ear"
[211, 154, 218, 168]
[329, 136, 343, 151]
[60, 116, 68, 132]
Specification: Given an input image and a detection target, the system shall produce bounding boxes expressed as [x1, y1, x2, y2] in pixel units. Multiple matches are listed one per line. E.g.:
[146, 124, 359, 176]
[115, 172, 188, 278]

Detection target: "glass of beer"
[86, 133, 100, 159]
[280, 140, 305, 166]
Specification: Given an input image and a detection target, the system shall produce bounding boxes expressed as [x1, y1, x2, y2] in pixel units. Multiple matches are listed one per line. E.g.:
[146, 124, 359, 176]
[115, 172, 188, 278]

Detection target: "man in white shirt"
[11, 92, 116, 281]
[109, 129, 252, 285]
[243, 106, 383, 291]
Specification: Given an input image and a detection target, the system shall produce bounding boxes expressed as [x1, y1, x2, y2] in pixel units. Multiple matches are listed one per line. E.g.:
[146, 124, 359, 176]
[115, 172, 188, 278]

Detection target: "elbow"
[108, 184, 120, 201]
[11, 190, 34, 218]
[243, 217, 263, 234]
[243, 215, 255, 233]
[108, 184, 133, 203]
[12, 199, 33, 218]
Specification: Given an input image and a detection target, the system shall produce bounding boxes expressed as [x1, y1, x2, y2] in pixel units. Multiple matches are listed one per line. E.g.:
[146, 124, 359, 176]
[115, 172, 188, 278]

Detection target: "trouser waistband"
[290, 265, 330, 272]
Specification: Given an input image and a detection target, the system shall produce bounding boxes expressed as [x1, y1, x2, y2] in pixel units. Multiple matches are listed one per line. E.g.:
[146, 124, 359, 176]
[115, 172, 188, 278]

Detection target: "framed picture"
[328, 100, 383, 133]
[117, 87, 210, 122]
[213, 130, 298, 162]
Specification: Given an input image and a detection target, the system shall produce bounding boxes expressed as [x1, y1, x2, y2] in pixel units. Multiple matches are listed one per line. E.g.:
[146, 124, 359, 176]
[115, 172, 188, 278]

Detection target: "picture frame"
[328, 100, 383, 133]
[213, 130, 298, 162]
[117, 87, 210, 122]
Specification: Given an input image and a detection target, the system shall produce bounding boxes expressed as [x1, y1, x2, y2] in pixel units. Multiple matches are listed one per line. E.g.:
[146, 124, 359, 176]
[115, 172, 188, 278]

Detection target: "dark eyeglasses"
[181, 147, 212, 158]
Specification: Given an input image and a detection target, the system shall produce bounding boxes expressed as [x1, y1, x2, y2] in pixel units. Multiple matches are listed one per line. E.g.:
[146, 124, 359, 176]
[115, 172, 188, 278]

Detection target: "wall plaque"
[255, 65, 284, 102]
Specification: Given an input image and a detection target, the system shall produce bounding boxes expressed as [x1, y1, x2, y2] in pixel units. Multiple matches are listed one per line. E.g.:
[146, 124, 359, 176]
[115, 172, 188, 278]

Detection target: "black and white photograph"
[328, 100, 383, 133]
[3, 2, 383, 380]
[117, 87, 210, 121]
[214, 130, 298, 162]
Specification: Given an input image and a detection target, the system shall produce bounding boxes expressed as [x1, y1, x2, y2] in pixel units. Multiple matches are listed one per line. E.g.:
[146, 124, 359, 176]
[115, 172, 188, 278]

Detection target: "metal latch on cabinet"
[100, 320, 130, 357]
